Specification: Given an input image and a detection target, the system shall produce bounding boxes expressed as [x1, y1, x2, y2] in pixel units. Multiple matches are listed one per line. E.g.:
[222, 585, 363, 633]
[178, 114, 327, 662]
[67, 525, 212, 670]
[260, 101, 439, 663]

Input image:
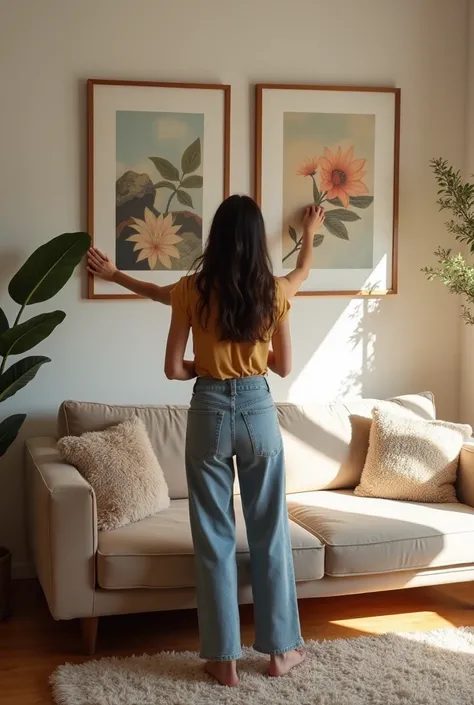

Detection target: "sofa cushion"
[58, 417, 170, 531]
[355, 407, 472, 502]
[279, 392, 436, 494]
[287, 489, 474, 577]
[97, 498, 324, 589]
[59, 401, 189, 499]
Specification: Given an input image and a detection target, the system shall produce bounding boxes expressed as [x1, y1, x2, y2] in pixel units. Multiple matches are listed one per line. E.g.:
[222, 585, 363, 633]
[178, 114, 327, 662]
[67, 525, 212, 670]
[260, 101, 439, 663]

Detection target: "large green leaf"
[327, 195, 374, 209]
[312, 179, 320, 205]
[0, 309, 8, 336]
[181, 175, 203, 189]
[288, 226, 298, 243]
[313, 234, 324, 247]
[349, 195, 374, 209]
[324, 217, 349, 240]
[149, 157, 179, 182]
[0, 414, 26, 457]
[326, 208, 361, 222]
[0, 310, 66, 357]
[8, 232, 90, 306]
[0, 356, 50, 403]
[177, 190, 194, 208]
[153, 180, 176, 190]
[181, 138, 201, 175]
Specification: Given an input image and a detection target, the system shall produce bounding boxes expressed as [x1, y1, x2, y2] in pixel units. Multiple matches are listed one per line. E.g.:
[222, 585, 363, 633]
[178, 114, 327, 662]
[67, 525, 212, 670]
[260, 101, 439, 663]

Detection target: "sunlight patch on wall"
[287, 257, 385, 405]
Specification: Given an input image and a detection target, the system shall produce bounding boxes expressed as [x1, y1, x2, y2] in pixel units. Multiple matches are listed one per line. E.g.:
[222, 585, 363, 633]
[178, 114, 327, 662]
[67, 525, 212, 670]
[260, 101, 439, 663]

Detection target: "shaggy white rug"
[51, 627, 474, 705]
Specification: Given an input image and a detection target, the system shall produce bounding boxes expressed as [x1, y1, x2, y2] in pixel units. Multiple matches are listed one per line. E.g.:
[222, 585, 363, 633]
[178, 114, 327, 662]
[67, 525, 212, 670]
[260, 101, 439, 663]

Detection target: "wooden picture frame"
[87, 79, 231, 299]
[255, 84, 400, 296]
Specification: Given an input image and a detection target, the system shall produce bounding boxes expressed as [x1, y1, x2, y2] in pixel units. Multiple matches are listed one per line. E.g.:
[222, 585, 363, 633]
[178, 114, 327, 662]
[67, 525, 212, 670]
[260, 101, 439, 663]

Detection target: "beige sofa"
[25, 392, 474, 654]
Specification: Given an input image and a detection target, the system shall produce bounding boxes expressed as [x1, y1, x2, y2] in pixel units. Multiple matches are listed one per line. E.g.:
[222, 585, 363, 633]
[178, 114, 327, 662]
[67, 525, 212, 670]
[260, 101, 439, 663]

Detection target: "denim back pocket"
[242, 406, 282, 457]
[186, 409, 225, 459]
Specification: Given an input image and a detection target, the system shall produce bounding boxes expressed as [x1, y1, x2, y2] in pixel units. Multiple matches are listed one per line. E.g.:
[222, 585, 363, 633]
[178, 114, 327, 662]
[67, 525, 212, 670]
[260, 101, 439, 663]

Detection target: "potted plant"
[423, 158, 474, 322]
[0, 232, 90, 620]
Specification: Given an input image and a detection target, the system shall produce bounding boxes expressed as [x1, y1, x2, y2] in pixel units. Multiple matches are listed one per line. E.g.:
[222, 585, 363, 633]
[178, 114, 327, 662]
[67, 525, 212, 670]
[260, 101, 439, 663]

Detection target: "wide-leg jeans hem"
[200, 651, 243, 661]
[253, 637, 305, 656]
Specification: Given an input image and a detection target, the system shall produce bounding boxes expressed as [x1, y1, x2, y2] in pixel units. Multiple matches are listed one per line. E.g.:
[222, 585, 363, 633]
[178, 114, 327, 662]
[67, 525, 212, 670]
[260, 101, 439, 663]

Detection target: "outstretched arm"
[87, 248, 176, 304]
[278, 205, 325, 299]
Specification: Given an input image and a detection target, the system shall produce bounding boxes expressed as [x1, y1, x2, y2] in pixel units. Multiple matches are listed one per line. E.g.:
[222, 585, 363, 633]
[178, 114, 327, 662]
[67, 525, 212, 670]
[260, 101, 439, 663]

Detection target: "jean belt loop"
[264, 377, 270, 393]
[231, 379, 236, 397]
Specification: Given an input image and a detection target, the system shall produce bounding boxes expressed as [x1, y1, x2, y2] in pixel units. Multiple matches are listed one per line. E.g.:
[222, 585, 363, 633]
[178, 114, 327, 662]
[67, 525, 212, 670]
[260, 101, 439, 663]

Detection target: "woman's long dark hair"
[193, 195, 277, 343]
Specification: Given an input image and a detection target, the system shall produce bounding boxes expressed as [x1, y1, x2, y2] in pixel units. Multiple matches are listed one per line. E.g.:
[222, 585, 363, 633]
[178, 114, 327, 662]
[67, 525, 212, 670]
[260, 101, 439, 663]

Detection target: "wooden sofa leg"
[81, 617, 99, 655]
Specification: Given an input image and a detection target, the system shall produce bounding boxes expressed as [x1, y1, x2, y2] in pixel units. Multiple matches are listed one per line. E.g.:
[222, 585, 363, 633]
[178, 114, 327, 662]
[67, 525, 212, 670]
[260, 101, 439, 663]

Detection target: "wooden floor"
[2, 579, 474, 704]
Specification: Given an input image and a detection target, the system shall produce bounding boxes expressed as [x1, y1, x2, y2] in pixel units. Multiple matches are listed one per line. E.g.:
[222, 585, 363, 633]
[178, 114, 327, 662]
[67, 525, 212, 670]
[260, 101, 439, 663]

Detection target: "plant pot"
[0, 546, 12, 621]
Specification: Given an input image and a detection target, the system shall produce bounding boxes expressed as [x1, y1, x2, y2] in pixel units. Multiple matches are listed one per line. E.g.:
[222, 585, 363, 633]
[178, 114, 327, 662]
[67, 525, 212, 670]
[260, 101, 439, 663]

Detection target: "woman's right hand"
[302, 205, 325, 234]
[87, 247, 117, 281]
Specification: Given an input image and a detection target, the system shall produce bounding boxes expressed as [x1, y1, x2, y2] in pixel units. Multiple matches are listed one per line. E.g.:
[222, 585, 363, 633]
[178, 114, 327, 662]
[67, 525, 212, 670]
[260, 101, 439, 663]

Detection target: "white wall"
[0, 0, 468, 576]
[460, 0, 474, 424]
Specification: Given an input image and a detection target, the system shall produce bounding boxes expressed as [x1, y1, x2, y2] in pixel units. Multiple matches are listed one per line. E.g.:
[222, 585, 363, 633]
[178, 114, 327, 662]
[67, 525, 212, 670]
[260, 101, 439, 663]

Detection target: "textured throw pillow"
[58, 417, 170, 531]
[354, 407, 472, 502]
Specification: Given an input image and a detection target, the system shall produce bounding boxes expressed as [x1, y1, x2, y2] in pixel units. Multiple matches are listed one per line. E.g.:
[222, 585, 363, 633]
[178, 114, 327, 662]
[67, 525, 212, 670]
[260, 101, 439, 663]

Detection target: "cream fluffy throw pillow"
[58, 417, 170, 531]
[354, 407, 472, 502]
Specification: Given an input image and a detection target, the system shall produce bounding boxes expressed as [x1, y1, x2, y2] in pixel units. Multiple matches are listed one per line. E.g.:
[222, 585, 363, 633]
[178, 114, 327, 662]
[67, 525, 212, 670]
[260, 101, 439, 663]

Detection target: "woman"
[88, 197, 324, 686]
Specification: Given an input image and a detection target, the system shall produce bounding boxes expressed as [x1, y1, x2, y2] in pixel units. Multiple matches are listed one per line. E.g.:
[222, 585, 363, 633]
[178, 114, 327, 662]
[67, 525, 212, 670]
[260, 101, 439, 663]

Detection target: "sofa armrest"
[457, 442, 474, 507]
[25, 437, 98, 620]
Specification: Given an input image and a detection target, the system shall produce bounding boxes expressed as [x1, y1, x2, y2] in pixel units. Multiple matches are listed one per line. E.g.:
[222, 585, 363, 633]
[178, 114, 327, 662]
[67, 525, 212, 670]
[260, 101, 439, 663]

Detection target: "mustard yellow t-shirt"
[170, 274, 290, 380]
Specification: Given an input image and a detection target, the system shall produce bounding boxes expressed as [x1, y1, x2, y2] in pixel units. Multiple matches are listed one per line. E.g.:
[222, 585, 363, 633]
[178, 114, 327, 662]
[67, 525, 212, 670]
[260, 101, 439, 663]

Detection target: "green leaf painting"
[327, 195, 374, 209]
[181, 175, 203, 189]
[177, 190, 193, 208]
[154, 180, 176, 190]
[288, 226, 298, 243]
[116, 112, 204, 273]
[325, 208, 361, 223]
[349, 195, 374, 209]
[148, 137, 204, 218]
[313, 234, 324, 247]
[312, 179, 320, 205]
[149, 157, 180, 182]
[181, 138, 201, 175]
[324, 217, 349, 240]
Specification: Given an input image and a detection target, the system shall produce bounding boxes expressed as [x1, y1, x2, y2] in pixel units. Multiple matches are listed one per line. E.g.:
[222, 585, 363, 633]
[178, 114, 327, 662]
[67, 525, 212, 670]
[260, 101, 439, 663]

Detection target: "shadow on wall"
[286, 297, 384, 404]
[287, 293, 438, 408]
[337, 298, 381, 398]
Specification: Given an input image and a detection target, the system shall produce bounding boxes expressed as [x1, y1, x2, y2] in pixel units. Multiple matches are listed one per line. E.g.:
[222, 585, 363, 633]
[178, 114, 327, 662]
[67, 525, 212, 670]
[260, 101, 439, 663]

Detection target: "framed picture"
[255, 84, 400, 296]
[88, 80, 230, 299]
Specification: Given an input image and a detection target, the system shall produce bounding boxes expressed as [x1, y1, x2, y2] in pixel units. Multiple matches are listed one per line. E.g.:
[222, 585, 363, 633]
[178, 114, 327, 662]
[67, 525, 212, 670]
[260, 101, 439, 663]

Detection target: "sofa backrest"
[58, 392, 435, 499]
[277, 392, 435, 494]
[58, 402, 190, 499]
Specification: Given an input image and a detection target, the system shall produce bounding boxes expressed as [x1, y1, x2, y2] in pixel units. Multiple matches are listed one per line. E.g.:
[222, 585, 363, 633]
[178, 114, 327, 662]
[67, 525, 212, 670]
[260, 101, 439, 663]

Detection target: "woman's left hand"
[87, 248, 117, 281]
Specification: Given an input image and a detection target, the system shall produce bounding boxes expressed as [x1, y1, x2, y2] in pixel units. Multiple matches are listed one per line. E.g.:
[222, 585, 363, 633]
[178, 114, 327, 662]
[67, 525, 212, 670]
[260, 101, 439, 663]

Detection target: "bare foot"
[205, 660, 239, 687]
[268, 649, 306, 677]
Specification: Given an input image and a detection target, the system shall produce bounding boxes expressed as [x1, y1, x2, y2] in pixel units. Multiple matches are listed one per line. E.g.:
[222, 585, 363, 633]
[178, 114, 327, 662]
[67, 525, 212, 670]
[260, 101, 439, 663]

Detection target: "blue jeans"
[185, 375, 303, 661]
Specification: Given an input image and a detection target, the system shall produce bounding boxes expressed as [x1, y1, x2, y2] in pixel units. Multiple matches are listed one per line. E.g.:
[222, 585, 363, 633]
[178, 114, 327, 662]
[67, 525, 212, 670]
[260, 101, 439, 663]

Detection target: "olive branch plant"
[423, 158, 474, 324]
